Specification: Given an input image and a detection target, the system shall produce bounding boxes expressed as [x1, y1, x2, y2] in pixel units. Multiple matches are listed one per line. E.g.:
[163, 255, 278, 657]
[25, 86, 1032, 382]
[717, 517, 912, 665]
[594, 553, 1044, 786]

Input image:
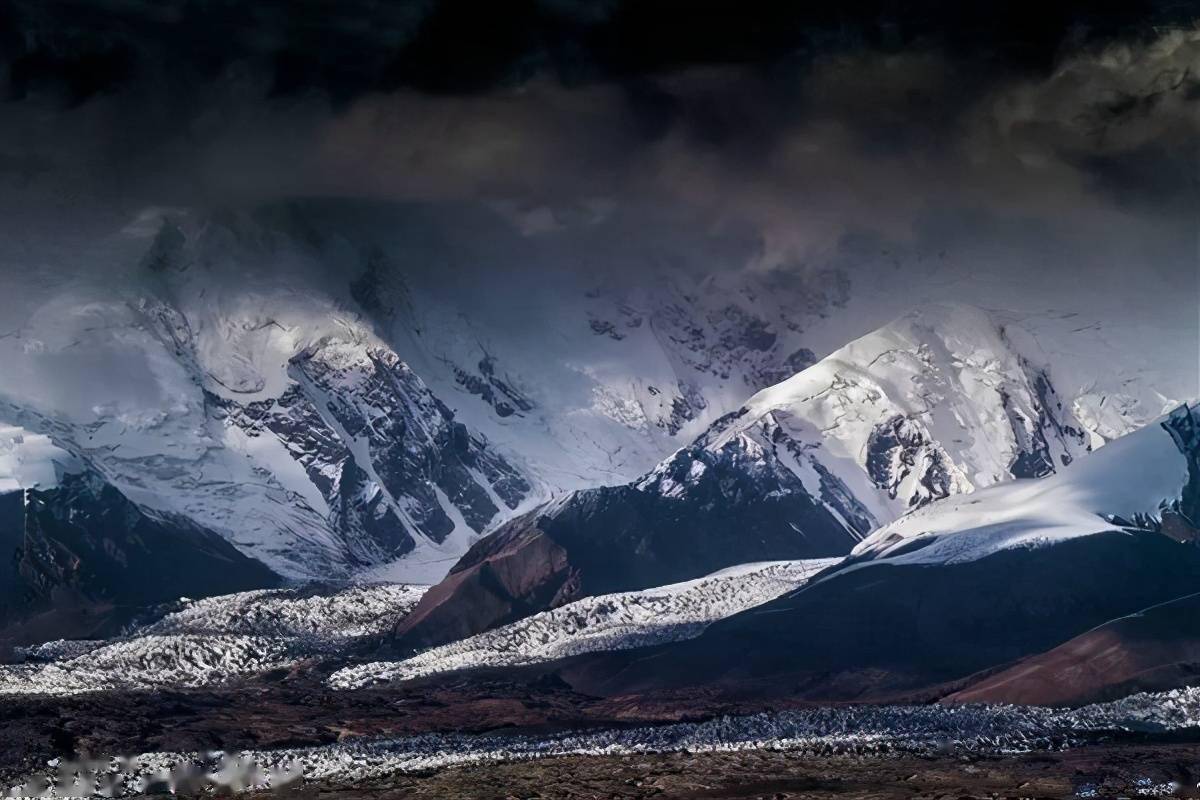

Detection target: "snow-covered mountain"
[0, 206, 890, 582]
[0, 202, 1190, 583]
[550, 405, 1200, 703]
[647, 302, 1094, 520]
[1, 214, 547, 582]
[395, 304, 1099, 649]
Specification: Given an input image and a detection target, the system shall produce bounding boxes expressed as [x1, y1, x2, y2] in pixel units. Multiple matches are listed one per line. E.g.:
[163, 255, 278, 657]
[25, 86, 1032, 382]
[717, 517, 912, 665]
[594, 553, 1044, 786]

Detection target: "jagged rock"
[450, 355, 535, 419]
[210, 337, 533, 566]
[865, 415, 961, 508]
[588, 318, 624, 340]
[1160, 404, 1200, 543]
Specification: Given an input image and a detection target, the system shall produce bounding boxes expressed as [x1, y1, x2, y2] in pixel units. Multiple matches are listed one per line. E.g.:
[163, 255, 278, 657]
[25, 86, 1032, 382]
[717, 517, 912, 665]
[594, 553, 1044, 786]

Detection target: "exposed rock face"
[211, 384, 416, 566]
[206, 337, 533, 572]
[1161, 404, 1200, 542]
[1002, 363, 1089, 478]
[394, 521, 575, 651]
[0, 474, 279, 658]
[291, 341, 530, 538]
[450, 356, 534, 419]
[865, 414, 961, 508]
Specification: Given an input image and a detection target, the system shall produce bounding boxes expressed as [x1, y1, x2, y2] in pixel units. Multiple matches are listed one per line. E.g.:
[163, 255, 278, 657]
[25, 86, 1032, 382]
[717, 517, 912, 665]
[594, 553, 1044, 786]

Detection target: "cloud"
[0, 4, 1193, 297]
[986, 27, 1200, 156]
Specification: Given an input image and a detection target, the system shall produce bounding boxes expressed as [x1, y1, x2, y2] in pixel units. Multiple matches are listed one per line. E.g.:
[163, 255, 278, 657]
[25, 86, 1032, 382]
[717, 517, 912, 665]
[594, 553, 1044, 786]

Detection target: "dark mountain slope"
[394, 448, 859, 651]
[946, 591, 1200, 707]
[0, 473, 279, 659]
[556, 531, 1200, 703]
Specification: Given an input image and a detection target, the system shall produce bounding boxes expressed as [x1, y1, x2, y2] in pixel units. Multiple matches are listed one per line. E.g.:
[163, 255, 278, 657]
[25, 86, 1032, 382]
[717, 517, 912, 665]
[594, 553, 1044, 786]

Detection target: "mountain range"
[0, 203, 1195, 680]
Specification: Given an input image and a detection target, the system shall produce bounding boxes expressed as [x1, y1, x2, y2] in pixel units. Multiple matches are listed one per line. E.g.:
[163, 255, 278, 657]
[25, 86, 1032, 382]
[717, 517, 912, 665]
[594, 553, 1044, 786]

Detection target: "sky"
[0, 0, 1196, 401]
[0, 1, 1193, 262]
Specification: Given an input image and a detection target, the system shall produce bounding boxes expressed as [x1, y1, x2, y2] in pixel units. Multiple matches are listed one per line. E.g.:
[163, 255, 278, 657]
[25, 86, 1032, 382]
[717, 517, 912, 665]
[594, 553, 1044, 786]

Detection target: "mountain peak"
[702, 303, 1090, 517]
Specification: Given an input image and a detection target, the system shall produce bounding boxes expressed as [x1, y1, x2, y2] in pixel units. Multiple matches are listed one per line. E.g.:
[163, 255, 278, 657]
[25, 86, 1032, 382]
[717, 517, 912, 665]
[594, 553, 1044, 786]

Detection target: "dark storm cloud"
[1, 0, 1193, 102]
[0, 0, 1194, 281]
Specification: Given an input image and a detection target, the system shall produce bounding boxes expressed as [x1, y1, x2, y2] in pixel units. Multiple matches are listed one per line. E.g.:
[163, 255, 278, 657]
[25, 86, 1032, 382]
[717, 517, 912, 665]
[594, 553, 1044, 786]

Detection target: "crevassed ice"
[0, 584, 426, 697]
[330, 559, 840, 689]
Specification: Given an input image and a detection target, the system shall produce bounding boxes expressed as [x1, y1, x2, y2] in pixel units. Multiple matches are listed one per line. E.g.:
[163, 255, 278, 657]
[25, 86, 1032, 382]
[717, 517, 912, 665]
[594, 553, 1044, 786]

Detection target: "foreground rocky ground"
[263, 741, 1200, 799]
[0, 668, 672, 785]
[4, 663, 1199, 799]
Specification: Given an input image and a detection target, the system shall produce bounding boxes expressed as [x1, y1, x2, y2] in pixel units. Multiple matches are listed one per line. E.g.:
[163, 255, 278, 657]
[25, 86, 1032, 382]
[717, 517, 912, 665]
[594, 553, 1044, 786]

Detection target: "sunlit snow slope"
[852, 403, 1199, 566]
[647, 302, 1096, 528]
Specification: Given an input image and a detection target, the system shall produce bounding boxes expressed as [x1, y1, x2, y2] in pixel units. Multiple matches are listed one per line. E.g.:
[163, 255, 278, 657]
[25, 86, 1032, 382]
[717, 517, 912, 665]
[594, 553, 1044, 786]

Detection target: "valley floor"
[3, 666, 1199, 799]
[248, 741, 1200, 799]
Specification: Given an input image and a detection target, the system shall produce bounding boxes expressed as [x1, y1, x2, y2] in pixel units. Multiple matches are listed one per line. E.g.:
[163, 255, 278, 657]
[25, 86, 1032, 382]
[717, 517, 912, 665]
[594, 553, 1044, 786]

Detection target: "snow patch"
[0, 426, 77, 493]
